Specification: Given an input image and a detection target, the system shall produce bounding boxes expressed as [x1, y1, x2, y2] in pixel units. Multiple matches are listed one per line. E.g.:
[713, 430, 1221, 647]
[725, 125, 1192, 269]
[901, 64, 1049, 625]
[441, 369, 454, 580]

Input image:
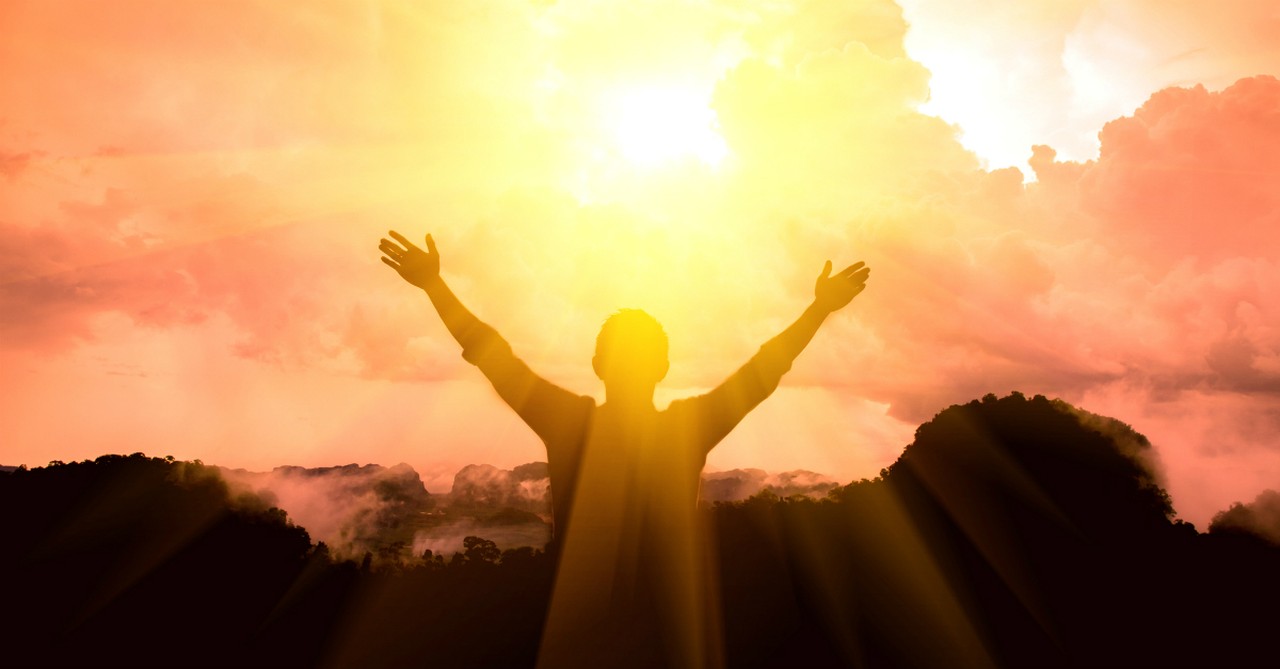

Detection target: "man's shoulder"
[547, 393, 597, 428]
[543, 392, 597, 435]
[534, 384, 597, 413]
[663, 394, 709, 410]
[659, 395, 708, 421]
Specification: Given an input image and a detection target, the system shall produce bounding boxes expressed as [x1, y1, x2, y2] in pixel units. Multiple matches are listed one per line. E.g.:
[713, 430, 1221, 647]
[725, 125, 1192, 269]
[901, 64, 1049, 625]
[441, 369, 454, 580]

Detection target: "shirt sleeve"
[684, 335, 797, 453]
[460, 322, 593, 446]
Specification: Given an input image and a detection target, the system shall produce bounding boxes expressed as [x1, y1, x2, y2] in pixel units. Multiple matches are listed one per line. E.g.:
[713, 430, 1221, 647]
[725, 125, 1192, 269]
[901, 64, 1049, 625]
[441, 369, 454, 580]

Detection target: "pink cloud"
[712, 74, 1280, 526]
[1023, 78, 1280, 396]
[0, 150, 33, 178]
[1050, 76, 1280, 264]
[857, 77, 1280, 410]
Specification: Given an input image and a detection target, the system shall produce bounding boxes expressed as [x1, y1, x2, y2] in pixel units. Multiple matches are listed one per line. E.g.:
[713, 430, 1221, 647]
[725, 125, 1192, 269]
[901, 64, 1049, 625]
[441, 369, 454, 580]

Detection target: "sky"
[2, 0, 1278, 527]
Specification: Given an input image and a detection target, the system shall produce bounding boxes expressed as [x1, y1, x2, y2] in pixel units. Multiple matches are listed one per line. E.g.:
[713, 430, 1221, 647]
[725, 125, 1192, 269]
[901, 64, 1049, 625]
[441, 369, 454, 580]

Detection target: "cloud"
[760, 75, 1280, 527]
[221, 462, 435, 559]
[700, 468, 838, 502]
[2, 0, 1279, 532]
[0, 189, 206, 352]
[222, 460, 556, 561]
[447, 463, 551, 516]
[410, 517, 550, 560]
[1021, 78, 1280, 396]
[898, 0, 1280, 169]
[1075, 76, 1280, 264]
[742, 0, 910, 62]
[445, 460, 850, 512]
[219, 459, 862, 560]
[0, 150, 33, 178]
[713, 40, 976, 214]
[807, 76, 1280, 415]
[1210, 489, 1280, 545]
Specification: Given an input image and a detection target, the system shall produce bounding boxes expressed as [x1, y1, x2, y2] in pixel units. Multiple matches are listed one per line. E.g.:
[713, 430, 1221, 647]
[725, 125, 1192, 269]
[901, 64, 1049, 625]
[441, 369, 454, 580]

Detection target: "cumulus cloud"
[899, 0, 1280, 169]
[804, 77, 1280, 417]
[1022, 78, 1280, 395]
[1074, 77, 1280, 263]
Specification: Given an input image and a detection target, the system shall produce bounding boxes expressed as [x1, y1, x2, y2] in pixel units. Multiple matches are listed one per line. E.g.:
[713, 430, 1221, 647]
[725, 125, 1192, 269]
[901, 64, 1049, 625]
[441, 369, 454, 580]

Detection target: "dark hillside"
[4, 397, 1277, 668]
[713, 393, 1277, 668]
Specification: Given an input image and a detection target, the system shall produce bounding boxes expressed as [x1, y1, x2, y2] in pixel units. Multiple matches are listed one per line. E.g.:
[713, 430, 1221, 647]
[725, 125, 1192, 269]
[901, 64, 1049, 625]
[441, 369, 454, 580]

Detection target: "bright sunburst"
[607, 85, 730, 168]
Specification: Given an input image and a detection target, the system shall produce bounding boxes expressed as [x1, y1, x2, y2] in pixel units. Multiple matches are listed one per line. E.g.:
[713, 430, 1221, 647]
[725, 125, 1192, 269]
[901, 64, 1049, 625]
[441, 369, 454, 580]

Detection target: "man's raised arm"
[693, 260, 870, 450]
[378, 231, 587, 441]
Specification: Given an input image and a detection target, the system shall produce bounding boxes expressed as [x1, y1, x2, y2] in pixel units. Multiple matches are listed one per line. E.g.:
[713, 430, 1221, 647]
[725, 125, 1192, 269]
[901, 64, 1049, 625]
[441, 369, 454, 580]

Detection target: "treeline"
[712, 394, 1279, 667]
[0, 453, 552, 668]
[3, 394, 1278, 667]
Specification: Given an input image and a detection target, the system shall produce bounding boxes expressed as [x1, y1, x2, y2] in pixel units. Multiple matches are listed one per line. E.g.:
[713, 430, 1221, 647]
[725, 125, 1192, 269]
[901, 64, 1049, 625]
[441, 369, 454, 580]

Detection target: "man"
[378, 230, 869, 668]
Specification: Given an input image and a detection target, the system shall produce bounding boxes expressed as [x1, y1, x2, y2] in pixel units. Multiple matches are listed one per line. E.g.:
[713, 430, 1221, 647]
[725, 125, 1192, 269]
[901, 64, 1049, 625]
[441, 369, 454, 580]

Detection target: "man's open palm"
[380, 230, 440, 289]
[814, 260, 869, 313]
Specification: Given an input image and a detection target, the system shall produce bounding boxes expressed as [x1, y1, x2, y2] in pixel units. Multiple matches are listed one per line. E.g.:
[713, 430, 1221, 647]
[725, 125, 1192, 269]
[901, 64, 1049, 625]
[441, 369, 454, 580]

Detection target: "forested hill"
[0, 455, 319, 667]
[3, 394, 1278, 668]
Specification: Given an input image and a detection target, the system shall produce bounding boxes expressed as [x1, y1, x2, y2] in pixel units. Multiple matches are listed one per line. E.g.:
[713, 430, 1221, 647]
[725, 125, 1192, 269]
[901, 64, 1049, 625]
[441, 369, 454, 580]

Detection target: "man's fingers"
[380, 256, 401, 270]
[388, 230, 419, 252]
[837, 262, 866, 277]
[379, 239, 405, 257]
[425, 233, 437, 256]
[841, 268, 870, 285]
[821, 260, 832, 279]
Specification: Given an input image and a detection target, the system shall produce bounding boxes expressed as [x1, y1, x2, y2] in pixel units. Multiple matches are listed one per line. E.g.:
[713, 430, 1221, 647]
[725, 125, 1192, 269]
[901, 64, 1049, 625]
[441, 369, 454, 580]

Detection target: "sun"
[606, 85, 730, 168]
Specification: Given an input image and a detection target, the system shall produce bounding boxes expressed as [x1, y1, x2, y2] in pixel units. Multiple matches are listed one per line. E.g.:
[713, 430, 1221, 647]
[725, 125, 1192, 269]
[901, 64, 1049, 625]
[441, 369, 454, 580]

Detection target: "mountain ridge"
[4, 393, 1279, 667]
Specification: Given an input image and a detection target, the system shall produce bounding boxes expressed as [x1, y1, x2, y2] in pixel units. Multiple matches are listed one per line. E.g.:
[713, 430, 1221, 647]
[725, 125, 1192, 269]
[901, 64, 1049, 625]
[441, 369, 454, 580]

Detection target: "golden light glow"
[606, 85, 730, 168]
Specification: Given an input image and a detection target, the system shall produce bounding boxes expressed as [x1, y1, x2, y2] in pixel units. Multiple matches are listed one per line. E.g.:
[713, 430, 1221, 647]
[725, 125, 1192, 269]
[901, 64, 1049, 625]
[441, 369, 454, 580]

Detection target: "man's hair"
[594, 309, 669, 374]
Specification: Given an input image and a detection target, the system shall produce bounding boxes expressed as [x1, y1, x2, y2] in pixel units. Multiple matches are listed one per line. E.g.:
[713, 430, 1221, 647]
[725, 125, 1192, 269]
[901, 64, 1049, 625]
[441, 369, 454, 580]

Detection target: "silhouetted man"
[379, 230, 869, 668]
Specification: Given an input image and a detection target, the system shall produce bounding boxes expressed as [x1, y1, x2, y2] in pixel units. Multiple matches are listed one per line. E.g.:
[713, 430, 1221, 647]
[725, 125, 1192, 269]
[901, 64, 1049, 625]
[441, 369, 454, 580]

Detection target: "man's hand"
[813, 260, 870, 313]
[380, 230, 440, 289]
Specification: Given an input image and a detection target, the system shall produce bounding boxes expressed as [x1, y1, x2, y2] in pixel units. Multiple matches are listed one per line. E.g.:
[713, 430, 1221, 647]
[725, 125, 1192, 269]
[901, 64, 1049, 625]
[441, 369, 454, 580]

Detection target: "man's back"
[539, 393, 764, 543]
[539, 398, 726, 669]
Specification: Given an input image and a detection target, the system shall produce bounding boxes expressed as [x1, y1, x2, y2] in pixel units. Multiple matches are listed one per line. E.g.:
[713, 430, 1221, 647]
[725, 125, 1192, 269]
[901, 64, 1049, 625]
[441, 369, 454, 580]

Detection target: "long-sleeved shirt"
[458, 321, 809, 669]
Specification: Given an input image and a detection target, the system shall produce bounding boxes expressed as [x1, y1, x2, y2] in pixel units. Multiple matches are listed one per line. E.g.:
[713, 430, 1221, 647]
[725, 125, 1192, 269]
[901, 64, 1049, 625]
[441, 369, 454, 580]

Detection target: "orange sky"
[2, 0, 1278, 527]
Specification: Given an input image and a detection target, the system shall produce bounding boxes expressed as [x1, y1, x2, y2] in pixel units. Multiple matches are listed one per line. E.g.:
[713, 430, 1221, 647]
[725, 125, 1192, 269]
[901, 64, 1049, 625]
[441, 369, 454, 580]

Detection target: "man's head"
[592, 309, 669, 392]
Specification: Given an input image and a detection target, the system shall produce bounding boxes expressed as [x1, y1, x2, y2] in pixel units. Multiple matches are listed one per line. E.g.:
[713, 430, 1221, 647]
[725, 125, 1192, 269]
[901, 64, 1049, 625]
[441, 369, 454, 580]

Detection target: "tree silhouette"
[4, 396, 1279, 667]
[459, 535, 502, 566]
